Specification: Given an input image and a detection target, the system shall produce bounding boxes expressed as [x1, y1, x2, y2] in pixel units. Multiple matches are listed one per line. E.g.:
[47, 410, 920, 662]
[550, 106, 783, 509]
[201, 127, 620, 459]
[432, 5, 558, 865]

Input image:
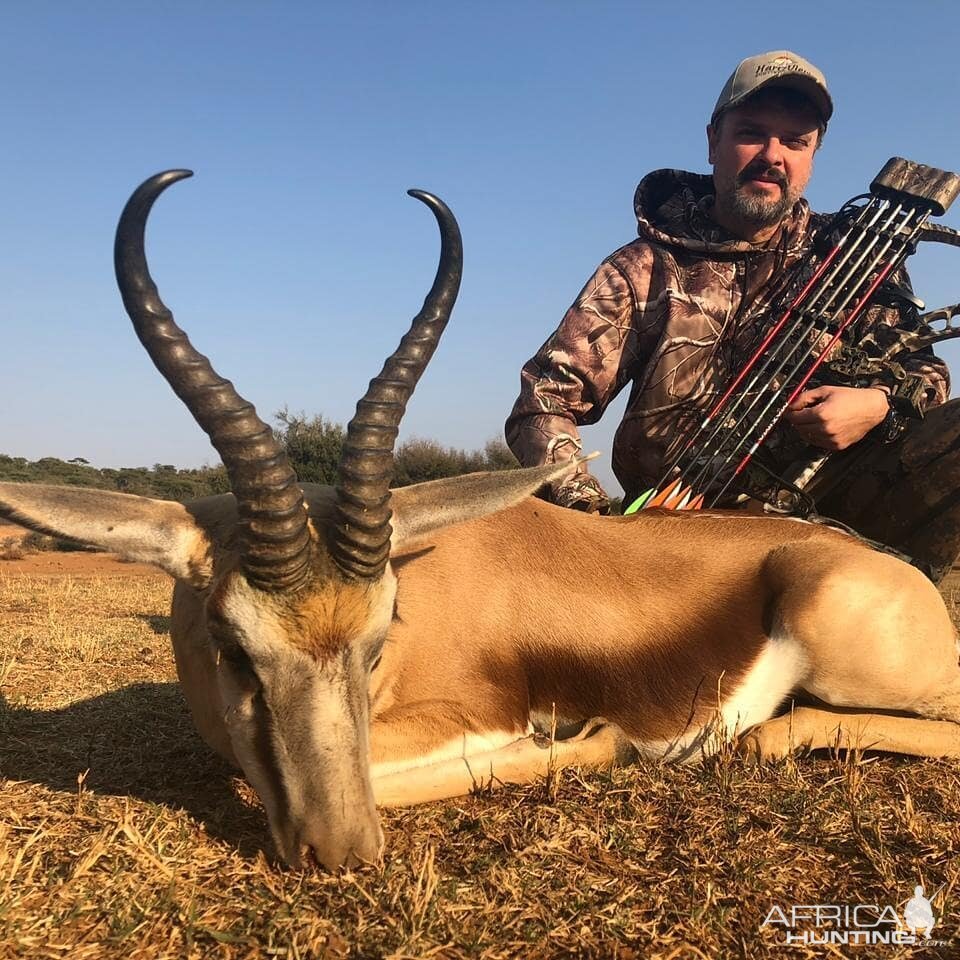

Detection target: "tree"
[481, 439, 519, 471]
[274, 410, 345, 486]
[0, 420, 515, 502]
[392, 436, 517, 487]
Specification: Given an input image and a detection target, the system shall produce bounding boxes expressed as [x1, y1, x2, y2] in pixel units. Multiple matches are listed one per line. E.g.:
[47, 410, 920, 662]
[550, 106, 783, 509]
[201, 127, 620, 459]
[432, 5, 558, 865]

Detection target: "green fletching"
[623, 488, 655, 515]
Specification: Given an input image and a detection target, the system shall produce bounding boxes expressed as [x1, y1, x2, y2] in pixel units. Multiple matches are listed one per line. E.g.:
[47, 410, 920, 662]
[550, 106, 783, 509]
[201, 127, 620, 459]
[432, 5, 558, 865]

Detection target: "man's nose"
[756, 138, 785, 166]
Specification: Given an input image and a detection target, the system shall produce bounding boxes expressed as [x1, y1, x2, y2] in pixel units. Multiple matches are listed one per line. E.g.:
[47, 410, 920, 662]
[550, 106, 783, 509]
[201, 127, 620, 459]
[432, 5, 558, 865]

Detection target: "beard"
[716, 162, 800, 230]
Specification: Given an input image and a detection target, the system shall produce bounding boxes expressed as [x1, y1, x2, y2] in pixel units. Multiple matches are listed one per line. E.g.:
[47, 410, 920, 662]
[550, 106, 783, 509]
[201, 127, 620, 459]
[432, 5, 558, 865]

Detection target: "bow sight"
[625, 156, 960, 516]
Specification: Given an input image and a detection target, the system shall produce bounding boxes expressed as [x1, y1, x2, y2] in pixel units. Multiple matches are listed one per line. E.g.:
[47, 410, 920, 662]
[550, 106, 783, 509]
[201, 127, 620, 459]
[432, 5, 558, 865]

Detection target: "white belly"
[633, 632, 809, 762]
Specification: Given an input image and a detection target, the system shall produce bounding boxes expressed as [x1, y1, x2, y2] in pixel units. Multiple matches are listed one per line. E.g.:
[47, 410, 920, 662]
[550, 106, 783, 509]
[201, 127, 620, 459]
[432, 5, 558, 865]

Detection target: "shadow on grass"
[137, 613, 172, 634]
[0, 684, 268, 859]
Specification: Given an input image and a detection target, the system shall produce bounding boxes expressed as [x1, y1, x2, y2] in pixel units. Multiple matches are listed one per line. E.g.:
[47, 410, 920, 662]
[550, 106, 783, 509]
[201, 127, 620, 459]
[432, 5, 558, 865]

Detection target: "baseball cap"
[711, 50, 833, 125]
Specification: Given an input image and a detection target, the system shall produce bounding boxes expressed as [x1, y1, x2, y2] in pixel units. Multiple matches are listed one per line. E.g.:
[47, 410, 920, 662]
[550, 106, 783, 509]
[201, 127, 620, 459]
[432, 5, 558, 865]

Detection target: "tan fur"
[372, 719, 638, 807]
[379, 504, 824, 743]
[168, 491, 960, 792]
[282, 577, 382, 660]
[5, 476, 960, 866]
[739, 705, 960, 760]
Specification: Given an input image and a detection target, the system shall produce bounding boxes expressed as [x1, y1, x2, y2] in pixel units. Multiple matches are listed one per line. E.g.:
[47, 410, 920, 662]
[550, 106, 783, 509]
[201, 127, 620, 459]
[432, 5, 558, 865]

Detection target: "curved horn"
[333, 190, 463, 579]
[114, 170, 311, 593]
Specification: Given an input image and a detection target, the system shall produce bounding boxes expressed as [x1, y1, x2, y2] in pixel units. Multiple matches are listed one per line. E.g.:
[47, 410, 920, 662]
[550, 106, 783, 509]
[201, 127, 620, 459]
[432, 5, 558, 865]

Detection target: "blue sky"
[2, 1, 959, 495]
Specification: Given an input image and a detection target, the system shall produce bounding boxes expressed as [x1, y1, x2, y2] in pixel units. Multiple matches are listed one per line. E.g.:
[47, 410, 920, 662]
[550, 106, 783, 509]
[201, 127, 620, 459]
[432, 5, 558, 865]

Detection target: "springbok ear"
[389, 458, 594, 554]
[0, 483, 216, 588]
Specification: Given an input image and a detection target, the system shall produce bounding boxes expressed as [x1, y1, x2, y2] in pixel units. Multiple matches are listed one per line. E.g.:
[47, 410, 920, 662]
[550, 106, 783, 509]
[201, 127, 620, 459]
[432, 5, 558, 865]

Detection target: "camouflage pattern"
[807, 399, 960, 584]
[506, 169, 950, 511]
[872, 157, 960, 218]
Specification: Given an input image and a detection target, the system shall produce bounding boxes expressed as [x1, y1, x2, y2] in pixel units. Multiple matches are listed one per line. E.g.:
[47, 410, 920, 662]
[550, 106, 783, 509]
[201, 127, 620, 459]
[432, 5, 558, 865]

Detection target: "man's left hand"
[784, 385, 889, 451]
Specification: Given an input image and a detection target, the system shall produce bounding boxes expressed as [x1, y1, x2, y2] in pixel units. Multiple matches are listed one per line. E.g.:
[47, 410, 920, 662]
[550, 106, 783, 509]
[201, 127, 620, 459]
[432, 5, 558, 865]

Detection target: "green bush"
[273, 410, 344, 486]
[0, 456, 229, 501]
[1, 415, 520, 512]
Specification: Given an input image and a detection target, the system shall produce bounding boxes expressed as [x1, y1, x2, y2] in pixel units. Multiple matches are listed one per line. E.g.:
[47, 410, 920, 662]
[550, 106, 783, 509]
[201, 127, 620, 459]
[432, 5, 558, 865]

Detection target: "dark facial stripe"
[250, 689, 292, 820]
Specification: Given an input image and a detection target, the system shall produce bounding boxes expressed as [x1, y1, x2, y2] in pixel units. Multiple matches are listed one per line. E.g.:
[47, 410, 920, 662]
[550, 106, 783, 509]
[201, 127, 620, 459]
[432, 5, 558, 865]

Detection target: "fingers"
[784, 403, 835, 448]
[790, 415, 849, 452]
[787, 385, 831, 413]
[784, 406, 824, 426]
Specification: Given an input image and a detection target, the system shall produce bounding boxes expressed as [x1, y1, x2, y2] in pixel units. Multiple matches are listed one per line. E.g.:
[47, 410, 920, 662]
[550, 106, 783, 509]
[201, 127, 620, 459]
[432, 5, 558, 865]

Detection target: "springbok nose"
[302, 816, 384, 872]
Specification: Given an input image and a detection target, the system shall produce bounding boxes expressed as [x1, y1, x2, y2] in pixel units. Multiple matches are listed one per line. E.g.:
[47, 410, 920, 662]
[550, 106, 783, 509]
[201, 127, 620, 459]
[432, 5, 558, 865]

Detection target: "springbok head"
[0, 171, 578, 870]
[116, 168, 469, 871]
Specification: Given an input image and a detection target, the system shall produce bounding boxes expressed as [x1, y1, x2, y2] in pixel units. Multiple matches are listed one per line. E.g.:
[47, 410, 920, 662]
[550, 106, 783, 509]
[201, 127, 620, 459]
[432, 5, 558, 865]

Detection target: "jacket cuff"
[552, 474, 611, 514]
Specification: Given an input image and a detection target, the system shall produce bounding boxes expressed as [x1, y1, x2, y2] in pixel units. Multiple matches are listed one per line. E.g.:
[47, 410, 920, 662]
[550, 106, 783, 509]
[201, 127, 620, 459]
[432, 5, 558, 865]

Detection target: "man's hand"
[784, 385, 889, 451]
[553, 473, 611, 514]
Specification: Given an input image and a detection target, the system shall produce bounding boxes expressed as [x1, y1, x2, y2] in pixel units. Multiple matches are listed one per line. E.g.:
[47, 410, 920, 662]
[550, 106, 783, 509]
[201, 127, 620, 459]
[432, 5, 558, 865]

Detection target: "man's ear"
[706, 122, 719, 165]
[0, 483, 218, 588]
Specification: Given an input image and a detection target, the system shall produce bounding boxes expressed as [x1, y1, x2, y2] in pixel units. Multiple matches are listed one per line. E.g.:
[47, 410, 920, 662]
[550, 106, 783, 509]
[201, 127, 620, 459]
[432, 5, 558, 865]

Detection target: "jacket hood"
[634, 168, 813, 256]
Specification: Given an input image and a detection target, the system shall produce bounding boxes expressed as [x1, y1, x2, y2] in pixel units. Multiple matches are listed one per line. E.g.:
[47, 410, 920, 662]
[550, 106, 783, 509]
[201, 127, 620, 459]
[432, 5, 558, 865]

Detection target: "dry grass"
[0, 541, 25, 563]
[1, 569, 959, 958]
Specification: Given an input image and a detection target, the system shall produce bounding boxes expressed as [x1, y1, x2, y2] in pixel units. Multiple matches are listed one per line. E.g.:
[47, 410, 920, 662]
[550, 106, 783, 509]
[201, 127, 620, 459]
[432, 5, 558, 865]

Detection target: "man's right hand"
[785, 384, 890, 450]
[553, 474, 611, 514]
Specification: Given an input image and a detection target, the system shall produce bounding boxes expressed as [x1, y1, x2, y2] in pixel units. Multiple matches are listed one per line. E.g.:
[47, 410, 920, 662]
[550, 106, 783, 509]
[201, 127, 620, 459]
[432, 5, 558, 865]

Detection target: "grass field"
[1, 558, 959, 958]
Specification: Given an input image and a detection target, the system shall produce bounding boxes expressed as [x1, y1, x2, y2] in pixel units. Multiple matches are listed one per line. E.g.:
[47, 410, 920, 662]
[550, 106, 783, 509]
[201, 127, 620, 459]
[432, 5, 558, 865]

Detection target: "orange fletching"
[646, 478, 683, 509]
[663, 485, 692, 510]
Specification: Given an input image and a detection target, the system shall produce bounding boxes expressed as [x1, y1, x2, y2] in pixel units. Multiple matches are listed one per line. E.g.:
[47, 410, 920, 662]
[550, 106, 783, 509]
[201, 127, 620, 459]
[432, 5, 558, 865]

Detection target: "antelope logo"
[903, 885, 937, 938]
[3, 171, 960, 871]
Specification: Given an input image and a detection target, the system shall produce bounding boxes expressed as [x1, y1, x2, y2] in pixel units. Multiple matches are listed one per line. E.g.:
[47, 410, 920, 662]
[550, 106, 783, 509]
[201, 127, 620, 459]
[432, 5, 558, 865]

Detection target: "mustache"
[737, 163, 787, 188]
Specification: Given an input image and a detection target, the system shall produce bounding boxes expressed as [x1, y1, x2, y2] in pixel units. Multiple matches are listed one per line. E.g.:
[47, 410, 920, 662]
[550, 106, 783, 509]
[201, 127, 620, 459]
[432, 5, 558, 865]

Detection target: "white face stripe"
[218, 579, 291, 661]
[218, 569, 396, 663]
[213, 571, 391, 863]
[359, 566, 397, 655]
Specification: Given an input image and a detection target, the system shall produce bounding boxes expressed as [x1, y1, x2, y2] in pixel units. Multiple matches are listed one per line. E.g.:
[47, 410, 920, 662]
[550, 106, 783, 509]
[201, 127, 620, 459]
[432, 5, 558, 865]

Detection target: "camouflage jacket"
[505, 169, 951, 507]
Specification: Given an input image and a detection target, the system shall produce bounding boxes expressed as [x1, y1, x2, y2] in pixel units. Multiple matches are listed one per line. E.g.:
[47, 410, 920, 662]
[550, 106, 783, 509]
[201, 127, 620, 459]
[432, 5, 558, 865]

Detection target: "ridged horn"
[114, 170, 311, 593]
[333, 189, 463, 579]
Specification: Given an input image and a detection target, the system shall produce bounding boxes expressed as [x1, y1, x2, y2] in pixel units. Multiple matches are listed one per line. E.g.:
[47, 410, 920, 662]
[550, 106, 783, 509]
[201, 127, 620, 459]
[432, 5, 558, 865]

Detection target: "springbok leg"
[738, 705, 960, 761]
[372, 718, 637, 807]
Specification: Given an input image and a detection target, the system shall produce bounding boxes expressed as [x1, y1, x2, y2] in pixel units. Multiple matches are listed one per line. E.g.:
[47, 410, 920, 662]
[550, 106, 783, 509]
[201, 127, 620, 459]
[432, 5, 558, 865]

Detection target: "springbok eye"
[366, 637, 386, 673]
[213, 636, 256, 677]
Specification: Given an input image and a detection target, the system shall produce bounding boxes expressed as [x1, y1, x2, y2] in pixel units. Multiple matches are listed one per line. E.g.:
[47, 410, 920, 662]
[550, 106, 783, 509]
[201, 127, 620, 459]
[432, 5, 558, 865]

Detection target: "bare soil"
[0, 551, 162, 578]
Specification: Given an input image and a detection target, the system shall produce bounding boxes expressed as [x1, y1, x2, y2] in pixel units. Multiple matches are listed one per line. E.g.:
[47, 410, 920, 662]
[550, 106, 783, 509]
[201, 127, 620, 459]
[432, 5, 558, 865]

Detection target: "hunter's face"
[707, 94, 820, 239]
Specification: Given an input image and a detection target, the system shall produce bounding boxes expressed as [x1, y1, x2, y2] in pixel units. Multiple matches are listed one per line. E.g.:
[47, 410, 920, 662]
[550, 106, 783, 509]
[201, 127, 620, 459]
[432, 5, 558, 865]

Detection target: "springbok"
[2, 171, 960, 871]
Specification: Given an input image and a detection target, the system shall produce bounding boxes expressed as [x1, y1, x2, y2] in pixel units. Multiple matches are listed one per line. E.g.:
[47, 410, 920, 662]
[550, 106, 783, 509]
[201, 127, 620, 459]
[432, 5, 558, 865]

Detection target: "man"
[505, 50, 960, 582]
